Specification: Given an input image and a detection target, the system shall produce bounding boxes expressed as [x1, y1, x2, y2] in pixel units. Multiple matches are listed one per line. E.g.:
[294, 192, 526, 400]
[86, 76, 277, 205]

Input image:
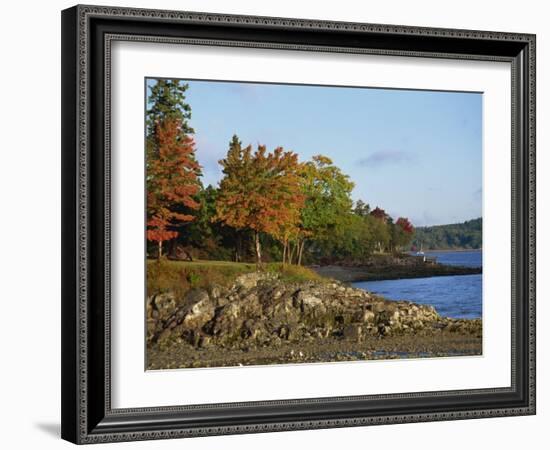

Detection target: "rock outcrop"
[147, 272, 481, 350]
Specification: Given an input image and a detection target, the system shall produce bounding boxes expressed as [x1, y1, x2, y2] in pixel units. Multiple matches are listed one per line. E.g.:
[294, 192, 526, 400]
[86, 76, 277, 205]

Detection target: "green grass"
[147, 259, 324, 297]
[265, 263, 324, 283]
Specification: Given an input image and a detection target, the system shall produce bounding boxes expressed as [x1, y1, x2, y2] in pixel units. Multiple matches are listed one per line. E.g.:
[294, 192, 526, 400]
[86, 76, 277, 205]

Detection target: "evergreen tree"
[354, 199, 371, 217]
[146, 79, 194, 137]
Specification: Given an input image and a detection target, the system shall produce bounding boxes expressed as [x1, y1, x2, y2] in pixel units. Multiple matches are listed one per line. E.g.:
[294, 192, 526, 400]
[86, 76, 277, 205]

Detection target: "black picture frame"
[61, 4, 536, 444]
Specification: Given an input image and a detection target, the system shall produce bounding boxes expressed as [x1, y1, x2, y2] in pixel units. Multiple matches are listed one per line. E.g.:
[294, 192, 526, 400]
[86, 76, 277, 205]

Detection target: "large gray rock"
[362, 309, 375, 323]
[211, 293, 263, 344]
[297, 291, 323, 308]
[183, 292, 215, 330]
[233, 273, 257, 290]
[265, 295, 299, 325]
[148, 273, 477, 350]
[207, 284, 226, 302]
[184, 288, 210, 307]
[147, 292, 177, 321]
[233, 272, 276, 290]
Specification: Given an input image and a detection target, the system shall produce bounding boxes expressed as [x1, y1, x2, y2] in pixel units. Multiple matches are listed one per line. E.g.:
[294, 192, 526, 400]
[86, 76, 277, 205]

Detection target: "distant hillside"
[412, 218, 482, 250]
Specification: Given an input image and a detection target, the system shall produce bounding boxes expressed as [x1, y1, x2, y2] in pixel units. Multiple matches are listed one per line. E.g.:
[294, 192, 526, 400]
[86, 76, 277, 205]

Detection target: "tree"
[354, 199, 371, 217]
[370, 206, 389, 222]
[297, 155, 355, 264]
[146, 79, 194, 138]
[396, 217, 414, 234]
[392, 217, 415, 252]
[274, 210, 302, 265]
[412, 218, 482, 250]
[214, 139, 304, 266]
[369, 207, 391, 252]
[146, 79, 197, 183]
[146, 119, 201, 258]
[214, 136, 249, 262]
[333, 213, 374, 261]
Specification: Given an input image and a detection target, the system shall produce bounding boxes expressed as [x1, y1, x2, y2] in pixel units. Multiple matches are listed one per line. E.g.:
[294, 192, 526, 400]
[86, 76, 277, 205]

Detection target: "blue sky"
[146, 79, 482, 227]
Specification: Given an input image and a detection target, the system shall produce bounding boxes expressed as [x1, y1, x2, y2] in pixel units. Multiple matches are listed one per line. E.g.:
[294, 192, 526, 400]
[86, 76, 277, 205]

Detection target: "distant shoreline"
[420, 248, 482, 253]
[310, 263, 481, 283]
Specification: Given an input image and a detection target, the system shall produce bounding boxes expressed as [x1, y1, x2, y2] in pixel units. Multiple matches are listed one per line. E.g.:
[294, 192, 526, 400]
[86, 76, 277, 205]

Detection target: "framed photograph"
[61, 5, 536, 444]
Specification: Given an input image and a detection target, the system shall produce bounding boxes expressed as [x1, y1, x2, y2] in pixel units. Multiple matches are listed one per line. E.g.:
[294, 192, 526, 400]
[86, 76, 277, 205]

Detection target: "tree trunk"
[289, 241, 296, 265]
[254, 231, 262, 267]
[158, 240, 162, 259]
[282, 239, 287, 265]
[235, 233, 241, 262]
[297, 239, 306, 266]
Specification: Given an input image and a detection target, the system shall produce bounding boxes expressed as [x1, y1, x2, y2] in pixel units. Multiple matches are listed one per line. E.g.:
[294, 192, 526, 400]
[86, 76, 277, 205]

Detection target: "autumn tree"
[393, 217, 415, 251]
[274, 207, 302, 266]
[214, 138, 304, 266]
[146, 119, 201, 258]
[297, 155, 354, 265]
[370, 206, 389, 222]
[369, 207, 391, 252]
[214, 136, 249, 262]
[146, 79, 197, 185]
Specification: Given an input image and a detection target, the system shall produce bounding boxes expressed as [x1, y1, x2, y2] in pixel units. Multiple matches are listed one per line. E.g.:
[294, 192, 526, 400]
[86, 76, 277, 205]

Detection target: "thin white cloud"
[358, 150, 416, 168]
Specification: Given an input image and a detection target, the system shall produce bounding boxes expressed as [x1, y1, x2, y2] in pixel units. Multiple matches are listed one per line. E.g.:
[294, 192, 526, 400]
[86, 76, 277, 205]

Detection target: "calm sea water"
[352, 250, 482, 319]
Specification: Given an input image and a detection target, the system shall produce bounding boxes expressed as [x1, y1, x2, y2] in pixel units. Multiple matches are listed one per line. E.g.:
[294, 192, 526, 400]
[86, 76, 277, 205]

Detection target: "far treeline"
[412, 218, 482, 250]
[146, 79, 416, 266]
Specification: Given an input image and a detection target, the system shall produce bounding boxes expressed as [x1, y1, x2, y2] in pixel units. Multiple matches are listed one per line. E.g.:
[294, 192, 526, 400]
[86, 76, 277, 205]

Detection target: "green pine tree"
[146, 79, 194, 136]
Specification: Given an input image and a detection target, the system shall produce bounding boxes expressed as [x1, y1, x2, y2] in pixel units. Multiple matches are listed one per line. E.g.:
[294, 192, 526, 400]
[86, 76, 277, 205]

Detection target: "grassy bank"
[147, 255, 481, 296]
[147, 259, 324, 297]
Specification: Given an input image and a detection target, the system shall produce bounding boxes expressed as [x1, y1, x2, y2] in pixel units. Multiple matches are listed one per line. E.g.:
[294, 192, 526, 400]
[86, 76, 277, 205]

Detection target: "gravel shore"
[147, 330, 481, 370]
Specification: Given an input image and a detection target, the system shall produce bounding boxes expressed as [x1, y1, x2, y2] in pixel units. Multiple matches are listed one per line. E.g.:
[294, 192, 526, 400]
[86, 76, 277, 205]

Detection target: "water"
[352, 250, 482, 319]
[419, 250, 482, 268]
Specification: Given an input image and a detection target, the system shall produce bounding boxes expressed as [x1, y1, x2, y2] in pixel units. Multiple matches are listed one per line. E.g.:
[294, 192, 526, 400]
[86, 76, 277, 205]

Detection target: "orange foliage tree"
[146, 118, 201, 258]
[214, 139, 304, 266]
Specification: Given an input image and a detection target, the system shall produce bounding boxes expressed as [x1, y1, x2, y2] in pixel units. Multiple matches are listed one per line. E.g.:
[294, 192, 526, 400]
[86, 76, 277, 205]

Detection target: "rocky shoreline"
[147, 272, 482, 369]
[310, 254, 481, 282]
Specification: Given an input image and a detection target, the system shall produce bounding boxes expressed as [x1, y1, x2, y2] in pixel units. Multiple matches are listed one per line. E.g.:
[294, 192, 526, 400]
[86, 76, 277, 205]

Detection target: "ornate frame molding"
[62, 5, 536, 444]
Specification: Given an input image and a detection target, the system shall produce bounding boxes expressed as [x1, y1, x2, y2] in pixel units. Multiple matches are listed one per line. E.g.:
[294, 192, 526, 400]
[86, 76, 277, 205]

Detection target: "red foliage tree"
[394, 217, 415, 250]
[146, 118, 201, 258]
[370, 207, 389, 222]
[396, 217, 414, 234]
